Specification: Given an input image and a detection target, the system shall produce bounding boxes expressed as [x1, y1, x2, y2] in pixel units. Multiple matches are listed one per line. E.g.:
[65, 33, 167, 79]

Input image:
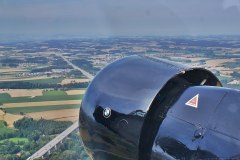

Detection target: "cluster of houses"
[16, 69, 72, 78]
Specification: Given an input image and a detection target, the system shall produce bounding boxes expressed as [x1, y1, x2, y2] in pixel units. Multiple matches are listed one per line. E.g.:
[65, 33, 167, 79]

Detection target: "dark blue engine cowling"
[79, 56, 239, 160]
[151, 86, 240, 160]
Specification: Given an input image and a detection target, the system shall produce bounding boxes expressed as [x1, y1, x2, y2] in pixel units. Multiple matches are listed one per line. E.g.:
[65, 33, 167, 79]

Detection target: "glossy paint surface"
[151, 87, 240, 159]
[79, 56, 222, 160]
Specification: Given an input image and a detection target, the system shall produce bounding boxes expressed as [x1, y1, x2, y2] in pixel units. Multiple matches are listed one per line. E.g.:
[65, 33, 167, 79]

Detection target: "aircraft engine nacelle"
[79, 56, 240, 160]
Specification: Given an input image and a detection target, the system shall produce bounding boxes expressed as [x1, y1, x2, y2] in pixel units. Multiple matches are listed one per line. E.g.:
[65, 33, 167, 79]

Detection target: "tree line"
[0, 118, 72, 160]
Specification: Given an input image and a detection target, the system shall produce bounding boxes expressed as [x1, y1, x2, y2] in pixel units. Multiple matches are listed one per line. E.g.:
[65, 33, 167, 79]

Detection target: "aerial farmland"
[0, 36, 239, 159]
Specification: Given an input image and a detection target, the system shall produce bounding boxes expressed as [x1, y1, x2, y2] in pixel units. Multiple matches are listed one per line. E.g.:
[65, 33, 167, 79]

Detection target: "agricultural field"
[0, 137, 29, 144]
[0, 37, 239, 160]
[1, 112, 23, 128]
[0, 90, 83, 126]
[0, 120, 15, 136]
[0, 56, 87, 127]
[168, 56, 240, 84]
[42, 90, 67, 96]
[27, 108, 79, 122]
[0, 89, 43, 97]
[0, 37, 239, 126]
[0, 49, 88, 129]
[66, 89, 86, 95]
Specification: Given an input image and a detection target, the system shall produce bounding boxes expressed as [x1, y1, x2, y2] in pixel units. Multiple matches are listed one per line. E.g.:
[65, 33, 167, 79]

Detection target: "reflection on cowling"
[152, 136, 218, 160]
[93, 105, 146, 145]
[80, 105, 146, 160]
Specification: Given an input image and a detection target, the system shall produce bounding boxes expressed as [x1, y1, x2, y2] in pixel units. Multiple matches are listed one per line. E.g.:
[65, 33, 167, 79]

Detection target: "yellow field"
[0, 110, 4, 120]
[172, 57, 209, 62]
[2, 100, 81, 108]
[0, 89, 43, 97]
[57, 116, 78, 122]
[0, 111, 24, 128]
[4, 113, 24, 128]
[0, 68, 26, 73]
[220, 70, 234, 75]
[66, 89, 86, 95]
[27, 109, 79, 122]
[61, 78, 90, 85]
[205, 58, 237, 67]
[228, 80, 240, 85]
[235, 67, 240, 70]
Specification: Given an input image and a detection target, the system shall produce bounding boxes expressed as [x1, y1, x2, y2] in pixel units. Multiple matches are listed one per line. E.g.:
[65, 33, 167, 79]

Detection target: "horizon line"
[1, 34, 240, 43]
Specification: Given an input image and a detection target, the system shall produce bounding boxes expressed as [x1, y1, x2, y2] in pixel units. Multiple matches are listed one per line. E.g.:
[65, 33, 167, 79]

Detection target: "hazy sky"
[0, 0, 240, 40]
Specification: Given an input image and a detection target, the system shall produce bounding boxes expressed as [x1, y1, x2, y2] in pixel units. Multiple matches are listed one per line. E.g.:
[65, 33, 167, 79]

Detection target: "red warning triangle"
[185, 94, 199, 108]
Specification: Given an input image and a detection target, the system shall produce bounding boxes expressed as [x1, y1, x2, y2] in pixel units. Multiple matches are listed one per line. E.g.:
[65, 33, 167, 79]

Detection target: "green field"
[24, 77, 64, 84]
[0, 94, 84, 104]
[43, 90, 67, 96]
[223, 61, 240, 68]
[5, 104, 80, 114]
[0, 121, 15, 137]
[0, 137, 28, 144]
[1, 90, 84, 116]
[0, 77, 64, 84]
[0, 93, 11, 99]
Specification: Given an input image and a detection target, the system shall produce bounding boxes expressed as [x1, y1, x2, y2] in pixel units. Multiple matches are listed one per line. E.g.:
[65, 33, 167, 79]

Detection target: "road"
[27, 121, 79, 160]
[59, 54, 94, 80]
[27, 54, 94, 160]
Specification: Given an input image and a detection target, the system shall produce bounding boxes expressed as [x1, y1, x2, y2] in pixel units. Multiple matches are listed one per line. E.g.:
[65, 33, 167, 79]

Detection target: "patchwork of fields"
[0, 37, 239, 160]
[0, 89, 85, 127]
[0, 54, 89, 159]
[0, 55, 89, 129]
